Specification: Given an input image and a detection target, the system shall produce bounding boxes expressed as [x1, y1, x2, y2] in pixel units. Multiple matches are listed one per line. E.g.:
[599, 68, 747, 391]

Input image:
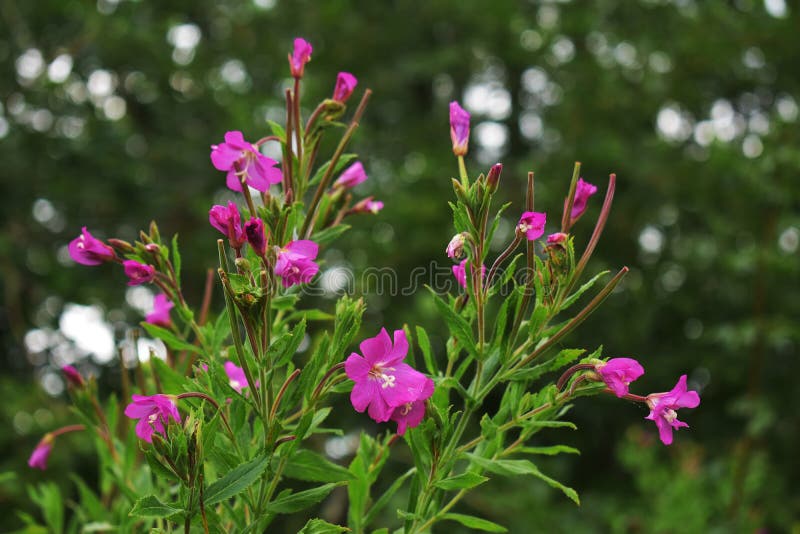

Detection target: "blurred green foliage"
[1, 0, 798, 531]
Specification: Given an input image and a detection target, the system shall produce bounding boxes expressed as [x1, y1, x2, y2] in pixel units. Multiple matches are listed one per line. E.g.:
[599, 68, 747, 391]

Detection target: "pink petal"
[226, 170, 244, 192]
[383, 329, 409, 365]
[350, 380, 378, 413]
[345, 353, 371, 382]
[360, 328, 392, 364]
[366, 393, 393, 423]
[285, 240, 319, 259]
[211, 143, 242, 171]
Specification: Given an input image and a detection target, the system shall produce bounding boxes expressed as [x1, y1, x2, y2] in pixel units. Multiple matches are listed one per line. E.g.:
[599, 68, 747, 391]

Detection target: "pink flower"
[224, 361, 251, 394]
[334, 161, 367, 189]
[390, 376, 434, 435]
[351, 196, 383, 214]
[446, 233, 466, 259]
[68, 227, 116, 266]
[146, 294, 174, 327]
[62, 365, 85, 388]
[244, 217, 267, 257]
[645, 375, 701, 445]
[546, 232, 568, 246]
[123, 260, 155, 286]
[211, 131, 282, 193]
[332, 72, 358, 103]
[486, 163, 502, 192]
[345, 328, 431, 423]
[517, 211, 547, 241]
[209, 201, 245, 249]
[274, 240, 319, 288]
[449, 101, 470, 156]
[124, 394, 181, 443]
[28, 436, 53, 470]
[453, 259, 486, 289]
[289, 37, 313, 78]
[595, 358, 644, 397]
[570, 178, 598, 222]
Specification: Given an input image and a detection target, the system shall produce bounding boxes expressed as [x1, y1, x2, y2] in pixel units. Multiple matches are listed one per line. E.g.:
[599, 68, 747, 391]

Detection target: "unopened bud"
[244, 218, 267, 257]
[486, 163, 502, 193]
[107, 238, 135, 254]
[62, 365, 85, 388]
[446, 233, 468, 259]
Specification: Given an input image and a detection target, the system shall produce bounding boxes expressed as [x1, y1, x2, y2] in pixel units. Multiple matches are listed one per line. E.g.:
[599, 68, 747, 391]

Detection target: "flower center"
[147, 413, 159, 425]
[400, 402, 413, 415]
[663, 408, 678, 424]
[368, 364, 396, 388]
[230, 379, 241, 390]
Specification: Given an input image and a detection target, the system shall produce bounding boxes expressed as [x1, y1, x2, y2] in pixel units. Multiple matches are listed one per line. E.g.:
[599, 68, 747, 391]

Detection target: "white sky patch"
[47, 54, 73, 83]
[16, 48, 44, 80]
[126, 286, 154, 314]
[59, 303, 115, 363]
[639, 225, 664, 254]
[137, 337, 167, 362]
[764, 0, 788, 18]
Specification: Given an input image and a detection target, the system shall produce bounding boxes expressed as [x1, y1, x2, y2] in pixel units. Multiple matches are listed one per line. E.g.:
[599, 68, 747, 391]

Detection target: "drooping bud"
[244, 217, 267, 257]
[209, 201, 245, 249]
[107, 238, 135, 254]
[594, 358, 645, 397]
[516, 211, 547, 241]
[28, 434, 54, 470]
[68, 227, 117, 266]
[449, 101, 470, 157]
[334, 161, 368, 189]
[569, 178, 598, 224]
[123, 260, 156, 286]
[486, 163, 503, 193]
[62, 365, 85, 388]
[351, 196, 384, 214]
[289, 38, 313, 79]
[446, 233, 467, 259]
[546, 232, 568, 248]
[332, 72, 358, 103]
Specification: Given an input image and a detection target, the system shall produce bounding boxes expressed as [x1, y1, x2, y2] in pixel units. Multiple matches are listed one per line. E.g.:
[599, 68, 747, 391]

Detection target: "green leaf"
[171, 234, 181, 286]
[518, 445, 580, 456]
[129, 495, 182, 518]
[509, 348, 585, 382]
[271, 318, 307, 367]
[415, 326, 436, 375]
[427, 287, 477, 358]
[283, 449, 353, 483]
[560, 270, 609, 311]
[434, 472, 489, 491]
[150, 356, 190, 393]
[465, 455, 579, 504]
[266, 119, 286, 141]
[311, 223, 351, 246]
[140, 323, 203, 355]
[204, 454, 270, 505]
[298, 518, 349, 533]
[265, 482, 344, 514]
[28, 482, 63, 533]
[363, 468, 416, 527]
[443, 513, 507, 532]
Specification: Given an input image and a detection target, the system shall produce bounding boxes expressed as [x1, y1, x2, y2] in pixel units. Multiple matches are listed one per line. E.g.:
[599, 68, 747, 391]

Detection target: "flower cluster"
[345, 328, 434, 435]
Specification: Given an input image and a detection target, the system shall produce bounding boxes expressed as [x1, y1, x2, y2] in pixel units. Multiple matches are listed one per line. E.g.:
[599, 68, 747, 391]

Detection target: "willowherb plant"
[25, 38, 700, 533]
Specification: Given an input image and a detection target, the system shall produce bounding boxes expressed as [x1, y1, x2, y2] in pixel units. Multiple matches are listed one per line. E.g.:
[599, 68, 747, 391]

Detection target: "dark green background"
[1, 0, 798, 531]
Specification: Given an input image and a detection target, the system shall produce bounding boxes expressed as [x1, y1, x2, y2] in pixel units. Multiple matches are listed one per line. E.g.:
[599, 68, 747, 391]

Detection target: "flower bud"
[68, 228, 117, 266]
[209, 201, 245, 249]
[446, 233, 467, 259]
[546, 232, 568, 248]
[123, 260, 155, 286]
[332, 72, 358, 103]
[244, 218, 267, 257]
[449, 101, 470, 157]
[486, 163, 502, 193]
[62, 365, 85, 388]
[289, 37, 312, 79]
[334, 162, 368, 189]
[107, 238, 135, 254]
[28, 434, 54, 470]
[569, 178, 598, 224]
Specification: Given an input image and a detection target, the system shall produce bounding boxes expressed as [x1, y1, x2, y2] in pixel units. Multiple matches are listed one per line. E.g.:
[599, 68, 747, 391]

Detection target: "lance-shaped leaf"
[204, 454, 270, 505]
[129, 495, 182, 518]
[264, 482, 344, 514]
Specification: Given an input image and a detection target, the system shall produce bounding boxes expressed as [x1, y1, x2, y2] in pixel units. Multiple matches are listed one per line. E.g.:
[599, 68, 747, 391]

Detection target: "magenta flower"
[570, 178, 598, 222]
[332, 72, 358, 103]
[517, 211, 547, 241]
[211, 131, 282, 193]
[62, 365, 85, 388]
[452, 259, 486, 289]
[449, 101, 470, 156]
[68, 227, 116, 266]
[244, 217, 267, 257]
[289, 37, 313, 78]
[224, 361, 251, 394]
[345, 328, 431, 423]
[595, 358, 644, 398]
[446, 233, 466, 259]
[123, 260, 155, 286]
[28, 437, 53, 470]
[209, 201, 245, 249]
[124, 394, 181, 443]
[645, 375, 701, 445]
[146, 294, 174, 327]
[390, 376, 435, 435]
[274, 240, 320, 288]
[334, 161, 367, 189]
